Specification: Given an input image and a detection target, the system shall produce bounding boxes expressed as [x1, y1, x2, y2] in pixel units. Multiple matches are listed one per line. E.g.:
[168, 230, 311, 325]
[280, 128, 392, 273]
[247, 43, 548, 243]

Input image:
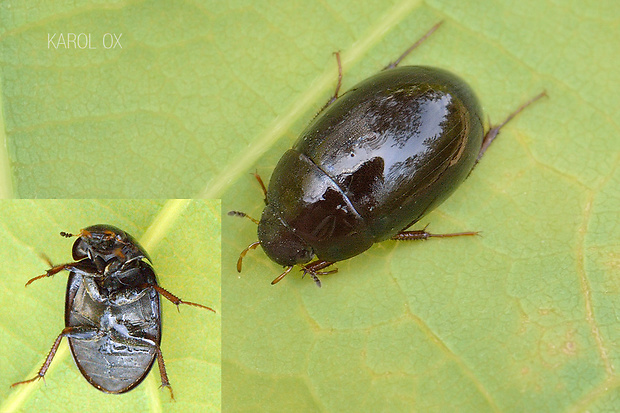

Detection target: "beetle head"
[258, 205, 314, 267]
[72, 224, 151, 264]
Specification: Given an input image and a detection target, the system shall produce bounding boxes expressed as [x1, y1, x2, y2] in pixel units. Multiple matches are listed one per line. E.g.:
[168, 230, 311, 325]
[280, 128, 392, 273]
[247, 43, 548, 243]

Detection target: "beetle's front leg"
[25, 259, 98, 286]
[301, 260, 338, 288]
[11, 326, 103, 387]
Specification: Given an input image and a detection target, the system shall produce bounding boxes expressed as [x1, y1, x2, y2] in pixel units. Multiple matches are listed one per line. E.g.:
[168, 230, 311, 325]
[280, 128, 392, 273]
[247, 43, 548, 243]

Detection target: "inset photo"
[1, 200, 220, 412]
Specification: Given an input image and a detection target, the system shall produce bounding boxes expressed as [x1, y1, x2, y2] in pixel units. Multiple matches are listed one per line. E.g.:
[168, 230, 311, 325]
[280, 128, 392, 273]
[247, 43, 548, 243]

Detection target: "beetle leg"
[106, 328, 175, 399]
[82, 275, 110, 303]
[11, 326, 102, 388]
[25, 259, 98, 286]
[313, 269, 338, 276]
[271, 266, 293, 285]
[384, 21, 443, 70]
[252, 171, 268, 203]
[319, 51, 344, 112]
[300, 260, 337, 288]
[141, 283, 216, 313]
[308, 272, 322, 288]
[155, 345, 174, 400]
[302, 260, 336, 273]
[476, 91, 547, 163]
[234, 240, 261, 272]
[391, 228, 479, 241]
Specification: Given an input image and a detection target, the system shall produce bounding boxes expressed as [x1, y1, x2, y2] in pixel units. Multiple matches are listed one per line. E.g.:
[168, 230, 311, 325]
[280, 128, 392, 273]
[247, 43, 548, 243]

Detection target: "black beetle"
[231, 22, 545, 287]
[11, 224, 215, 398]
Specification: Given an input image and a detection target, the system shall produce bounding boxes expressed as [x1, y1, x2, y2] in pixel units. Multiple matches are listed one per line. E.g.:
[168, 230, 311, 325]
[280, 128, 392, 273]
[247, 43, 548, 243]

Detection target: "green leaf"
[0, 200, 221, 412]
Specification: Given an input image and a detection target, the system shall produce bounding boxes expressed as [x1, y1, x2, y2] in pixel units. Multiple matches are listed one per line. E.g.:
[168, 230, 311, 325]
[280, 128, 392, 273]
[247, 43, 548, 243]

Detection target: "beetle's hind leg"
[319, 21, 443, 114]
[384, 21, 443, 70]
[476, 91, 547, 164]
[392, 225, 479, 241]
[107, 328, 175, 399]
[11, 326, 103, 388]
[319, 51, 344, 112]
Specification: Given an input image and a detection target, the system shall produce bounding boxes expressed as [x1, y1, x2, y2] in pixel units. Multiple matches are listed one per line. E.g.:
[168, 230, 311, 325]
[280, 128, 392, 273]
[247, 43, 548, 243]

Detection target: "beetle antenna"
[59, 231, 76, 238]
[237, 241, 261, 272]
[271, 266, 293, 285]
[228, 210, 259, 225]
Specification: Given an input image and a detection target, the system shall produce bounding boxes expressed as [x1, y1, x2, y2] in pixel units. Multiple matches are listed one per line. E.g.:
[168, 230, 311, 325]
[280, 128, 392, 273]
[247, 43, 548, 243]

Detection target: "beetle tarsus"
[309, 272, 322, 288]
[319, 51, 343, 113]
[300, 260, 337, 287]
[154, 345, 174, 400]
[160, 383, 175, 400]
[24, 272, 50, 286]
[10, 374, 42, 388]
[392, 229, 479, 241]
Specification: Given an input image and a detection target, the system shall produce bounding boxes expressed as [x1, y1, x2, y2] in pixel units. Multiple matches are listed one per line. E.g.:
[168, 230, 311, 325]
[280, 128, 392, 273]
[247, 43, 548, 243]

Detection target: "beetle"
[11, 224, 215, 398]
[231, 22, 545, 287]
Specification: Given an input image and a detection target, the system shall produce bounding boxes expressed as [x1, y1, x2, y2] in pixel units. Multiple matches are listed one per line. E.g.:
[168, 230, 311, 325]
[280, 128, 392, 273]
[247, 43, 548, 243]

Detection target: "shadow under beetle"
[231, 22, 546, 287]
[11, 224, 215, 398]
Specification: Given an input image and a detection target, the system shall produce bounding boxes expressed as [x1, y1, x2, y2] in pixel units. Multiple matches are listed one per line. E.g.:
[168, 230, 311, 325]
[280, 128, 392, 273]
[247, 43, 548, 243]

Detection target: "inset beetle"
[231, 22, 545, 287]
[11, 224, 215, 398]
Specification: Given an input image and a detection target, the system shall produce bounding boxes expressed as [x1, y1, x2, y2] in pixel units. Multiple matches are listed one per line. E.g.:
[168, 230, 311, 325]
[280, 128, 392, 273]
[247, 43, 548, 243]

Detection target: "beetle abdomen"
[65, 266, 161, 393]
[295, 66, 484, 240]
